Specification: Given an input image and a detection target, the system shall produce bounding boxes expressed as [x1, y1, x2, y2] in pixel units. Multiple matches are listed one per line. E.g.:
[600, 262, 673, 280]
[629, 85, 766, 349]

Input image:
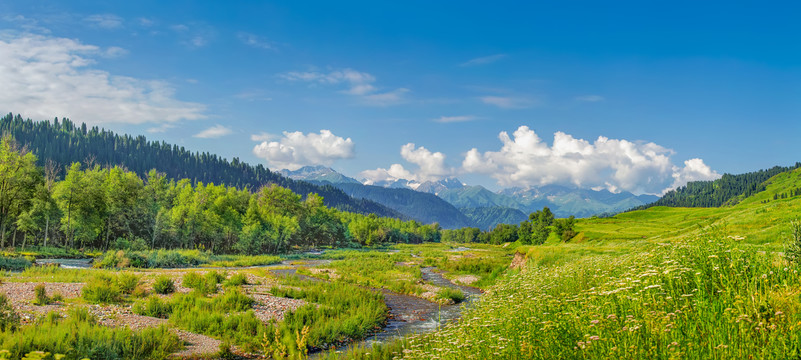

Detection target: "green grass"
[94, 249, 282, 269]
[7, 265, 107, 283]
[309, 250, 427, 296]
[152, 276, 175, 295]
[0, 308, 181, 359]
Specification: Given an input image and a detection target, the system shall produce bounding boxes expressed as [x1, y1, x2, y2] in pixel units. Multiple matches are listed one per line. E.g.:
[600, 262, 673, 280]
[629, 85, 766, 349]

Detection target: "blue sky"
[1, 1, 799, 194]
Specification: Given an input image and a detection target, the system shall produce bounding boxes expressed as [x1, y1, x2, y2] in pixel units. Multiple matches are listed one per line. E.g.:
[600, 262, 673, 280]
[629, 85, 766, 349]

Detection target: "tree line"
[442, 207, 576, 245]
[634, 163, 801, 210]
[0, 135, 440, 253]
[0, 113, 399, 219]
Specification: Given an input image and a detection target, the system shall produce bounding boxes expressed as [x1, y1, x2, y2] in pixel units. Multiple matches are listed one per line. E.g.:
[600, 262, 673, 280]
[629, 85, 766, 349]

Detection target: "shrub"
[33, 284, 50, 306]
[0, 294, 19, 332]
[81, 274, 121, 303]
[132, 284, 149, 298]
[438, 287, 466, 303]
[785, 220, 801, 263]
[133, 296, 173, 319]
[153, 276, 175, 295]
[0, 257, 31, 271]
[116, 272, 141, 294]
[224, 273, 248, 287]
[183, 272, 220, 295]
[50, 293, 63, 303]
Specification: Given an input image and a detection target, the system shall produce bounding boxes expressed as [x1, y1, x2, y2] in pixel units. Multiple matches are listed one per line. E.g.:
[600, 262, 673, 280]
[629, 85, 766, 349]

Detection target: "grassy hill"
[577, 167, 801, 248]
[344, 166, 801, 360]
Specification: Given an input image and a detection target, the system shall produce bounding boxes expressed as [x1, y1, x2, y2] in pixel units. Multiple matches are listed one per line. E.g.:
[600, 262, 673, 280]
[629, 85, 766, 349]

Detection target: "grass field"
[327, 168, 801, 360]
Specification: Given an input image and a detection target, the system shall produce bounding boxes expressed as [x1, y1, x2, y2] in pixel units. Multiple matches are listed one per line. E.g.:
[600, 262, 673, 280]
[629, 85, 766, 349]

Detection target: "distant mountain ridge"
[315, 182, 473, 229]
[280, 165, 361, 184]
[285, 165, 659, 228]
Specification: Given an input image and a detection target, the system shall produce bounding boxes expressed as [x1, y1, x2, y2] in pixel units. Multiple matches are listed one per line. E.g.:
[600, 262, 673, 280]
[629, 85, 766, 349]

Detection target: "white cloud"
[102, 46, 128, 58]
[576, 95, 605, 102]
[670, 158, 720, 190]
[280, 68, 407, 106]
[0, 32, 206, 125]
[194, 125, 232, 139]
[252, 130, 355, 170]
[360, 143, 453, 184]
[169, 24, 214, 48]
[460, 54, 507, 67]
[461, 126, 721, 195]
[237, 32, 274, 50]
[480, 96, 538, 109]
[250, 132, 273, 141]
[138, 18, 154, 27]
[433, 115, 478, 123]
[84, 14, 123, 29]
[360, 164, 416, 185]
[147, 124, 175, 133]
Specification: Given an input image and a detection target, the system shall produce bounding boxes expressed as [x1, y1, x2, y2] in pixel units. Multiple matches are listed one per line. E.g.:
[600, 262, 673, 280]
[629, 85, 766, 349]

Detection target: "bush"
[133, 296, 173, 319]
[153, 276, 175, 295]
[0, 294, 19, 332]
[0, 257, 31, 271]
[81, 274, 121, 303]
[224, 273, 248, 287]
[182, 272, 221, 295]
[33, 284, 50, 306]
[116, 272, 141, 294]
[785, 220, 801, 263]
[438, 287, 466, 303]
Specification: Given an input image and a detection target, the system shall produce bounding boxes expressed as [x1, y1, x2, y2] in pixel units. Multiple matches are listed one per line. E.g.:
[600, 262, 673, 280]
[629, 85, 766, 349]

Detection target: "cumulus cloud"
[360, 143, 453, 184]
[250, 132, 274, 142]
[461, 126, 720, 194]
[280, 68, 407, 106]
[194, 125, 232, 139]
[0, 32, 206, 125]
[252, 130, 355, 170]
[360, 164, 416, 185]
[460, 54, 507, 67]
[84, 14, 123, 29]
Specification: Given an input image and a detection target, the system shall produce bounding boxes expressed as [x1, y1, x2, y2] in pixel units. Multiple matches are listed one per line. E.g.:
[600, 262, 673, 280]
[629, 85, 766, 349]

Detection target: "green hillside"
[578, 167, 801, 247]
[346, 166, 801, 360]
[636, 163, 801, 209]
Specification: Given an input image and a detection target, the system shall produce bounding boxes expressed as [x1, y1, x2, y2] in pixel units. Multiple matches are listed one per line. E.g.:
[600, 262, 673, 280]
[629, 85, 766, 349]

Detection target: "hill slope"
[0, 113, 402, 218]
[635, 163, 801, 209]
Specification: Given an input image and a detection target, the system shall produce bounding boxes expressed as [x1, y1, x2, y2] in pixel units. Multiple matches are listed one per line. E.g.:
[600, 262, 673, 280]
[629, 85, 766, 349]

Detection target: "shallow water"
[35, 258, 93, 269]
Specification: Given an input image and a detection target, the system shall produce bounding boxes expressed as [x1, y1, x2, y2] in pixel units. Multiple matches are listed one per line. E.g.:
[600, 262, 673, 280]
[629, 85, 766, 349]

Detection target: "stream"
[37, 257, 483, 355]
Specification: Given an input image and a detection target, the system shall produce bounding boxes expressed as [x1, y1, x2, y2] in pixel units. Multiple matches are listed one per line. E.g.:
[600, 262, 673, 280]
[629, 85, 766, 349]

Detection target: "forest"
[0, 133, 560, 255]
[635, 162, 801, 209]
[0, 113, 399, 219]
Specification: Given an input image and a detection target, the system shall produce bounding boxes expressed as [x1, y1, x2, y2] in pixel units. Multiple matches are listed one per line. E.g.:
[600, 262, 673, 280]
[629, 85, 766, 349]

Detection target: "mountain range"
[281, 165, 659, 229]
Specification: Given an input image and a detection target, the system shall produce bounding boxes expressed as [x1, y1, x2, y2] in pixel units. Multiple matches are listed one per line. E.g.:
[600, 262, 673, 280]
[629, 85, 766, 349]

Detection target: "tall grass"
[94, 249, 281, 269]
[348, 231, 801, 359]
[271, 275, 388, 348]
[0, 308, 181, 359]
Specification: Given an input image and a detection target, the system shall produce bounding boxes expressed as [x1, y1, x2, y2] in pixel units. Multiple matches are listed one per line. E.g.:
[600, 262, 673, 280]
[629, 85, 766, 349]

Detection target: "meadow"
[322, 169, 801, 359]
[0, 170, 798, 359]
